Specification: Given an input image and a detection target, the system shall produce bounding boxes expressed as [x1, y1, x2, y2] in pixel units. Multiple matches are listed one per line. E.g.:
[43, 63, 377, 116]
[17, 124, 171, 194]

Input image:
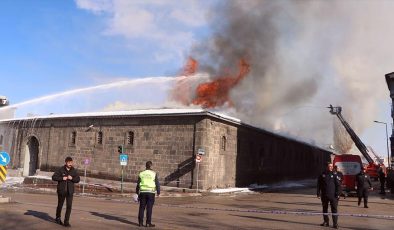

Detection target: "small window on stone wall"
[97, 131, 103, 144]
[221, 136, 226, 151]
[0, 134, 3, 145]
[127, 131, 134, 145]
[71, 131, 76, 145]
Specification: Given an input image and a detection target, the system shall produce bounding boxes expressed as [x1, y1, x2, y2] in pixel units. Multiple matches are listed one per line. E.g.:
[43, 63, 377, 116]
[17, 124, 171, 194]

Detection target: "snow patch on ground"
[210, 179, 314, 193]
[210, 187, 252, 193]
[1, 176, 24, 188]
[28, 175, 52, 180]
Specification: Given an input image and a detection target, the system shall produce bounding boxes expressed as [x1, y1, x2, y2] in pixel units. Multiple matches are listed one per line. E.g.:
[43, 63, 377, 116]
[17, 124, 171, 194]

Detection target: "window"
[127, 131, 134, 145]
[71, 131, 76, 145]
[221, 136, 226, 151]
[0, 134, 3, 145]
[97, 131, 103, 144]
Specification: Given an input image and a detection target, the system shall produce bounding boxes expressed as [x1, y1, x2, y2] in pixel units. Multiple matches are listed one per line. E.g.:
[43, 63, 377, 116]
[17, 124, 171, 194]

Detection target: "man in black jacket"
[52, 156, 80, 227]
[317, 162, 340, 229]
[355, 166, 373, 208]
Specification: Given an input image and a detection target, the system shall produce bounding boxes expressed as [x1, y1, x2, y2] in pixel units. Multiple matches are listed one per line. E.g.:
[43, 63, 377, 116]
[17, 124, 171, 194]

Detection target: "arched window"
[221, 136, 226, 151]
[97, 131, 103, 144]
[127, 131, 134, 145]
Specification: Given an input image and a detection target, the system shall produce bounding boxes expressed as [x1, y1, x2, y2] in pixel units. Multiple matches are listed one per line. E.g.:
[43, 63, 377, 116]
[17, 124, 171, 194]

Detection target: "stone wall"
[0, 112, 331, 190]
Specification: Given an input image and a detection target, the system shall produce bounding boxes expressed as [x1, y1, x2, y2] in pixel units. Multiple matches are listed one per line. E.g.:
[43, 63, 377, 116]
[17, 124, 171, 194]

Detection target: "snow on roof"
[0, 108, 330, 153]
[0, 108, 242, 124]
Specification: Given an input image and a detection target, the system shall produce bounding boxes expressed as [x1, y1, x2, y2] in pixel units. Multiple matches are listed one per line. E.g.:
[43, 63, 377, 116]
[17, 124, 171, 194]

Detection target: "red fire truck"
[329, 105, 384, 192]
[332, 154, 362, 193]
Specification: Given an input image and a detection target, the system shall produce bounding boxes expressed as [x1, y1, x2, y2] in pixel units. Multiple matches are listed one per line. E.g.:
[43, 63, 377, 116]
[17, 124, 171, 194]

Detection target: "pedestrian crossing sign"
[119, 154, 128, 166]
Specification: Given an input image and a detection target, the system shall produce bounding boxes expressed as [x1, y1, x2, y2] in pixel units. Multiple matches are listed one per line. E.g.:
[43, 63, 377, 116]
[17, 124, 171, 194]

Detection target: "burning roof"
[172, 58, 250, 108]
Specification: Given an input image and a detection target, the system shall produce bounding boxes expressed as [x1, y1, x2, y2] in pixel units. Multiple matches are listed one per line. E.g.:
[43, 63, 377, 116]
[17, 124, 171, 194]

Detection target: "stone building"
[0, 109, 331, 190]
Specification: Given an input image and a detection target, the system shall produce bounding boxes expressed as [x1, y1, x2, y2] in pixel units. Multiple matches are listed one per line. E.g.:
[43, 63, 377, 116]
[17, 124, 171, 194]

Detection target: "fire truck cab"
[333, 154, 362, 193]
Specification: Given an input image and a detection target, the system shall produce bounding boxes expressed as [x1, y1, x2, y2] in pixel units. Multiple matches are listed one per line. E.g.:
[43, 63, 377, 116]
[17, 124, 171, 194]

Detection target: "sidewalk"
[4, 169, 202, 198]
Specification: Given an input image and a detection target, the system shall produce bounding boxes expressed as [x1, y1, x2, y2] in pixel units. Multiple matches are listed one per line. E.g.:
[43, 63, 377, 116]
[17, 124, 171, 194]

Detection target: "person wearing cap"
[136, 161, 160, 227]
[52, 156, 80, 227]
[317, 162, 340, 229]
[355, 166, 373, 208]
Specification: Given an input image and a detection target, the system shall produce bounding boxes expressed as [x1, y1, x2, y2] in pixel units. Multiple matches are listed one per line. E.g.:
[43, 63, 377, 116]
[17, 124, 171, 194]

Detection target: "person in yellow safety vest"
[136, 161, 160, 227]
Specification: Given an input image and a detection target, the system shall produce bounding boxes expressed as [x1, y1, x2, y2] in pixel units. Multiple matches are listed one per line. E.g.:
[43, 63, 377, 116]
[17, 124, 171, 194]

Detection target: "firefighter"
[136, 161, 160, 227]
[378, 165, 386, 195]
[317, 162, 340, 229]
[355, 166, 373, 208]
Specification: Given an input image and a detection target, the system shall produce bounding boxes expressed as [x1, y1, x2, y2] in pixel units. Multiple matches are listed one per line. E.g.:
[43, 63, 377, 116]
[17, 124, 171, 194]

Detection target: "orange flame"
[183, 57, 198, 76]
[192, 59, 250, 108]
[170, 57, 198, 105]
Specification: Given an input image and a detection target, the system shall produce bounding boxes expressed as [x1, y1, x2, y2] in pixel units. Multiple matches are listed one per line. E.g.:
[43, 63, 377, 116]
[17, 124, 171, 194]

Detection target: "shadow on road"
[90, 211, 139, 226]
[24, 210, 55, 223]
[229, 214, 375, 230]
[230, 213, 321, 228]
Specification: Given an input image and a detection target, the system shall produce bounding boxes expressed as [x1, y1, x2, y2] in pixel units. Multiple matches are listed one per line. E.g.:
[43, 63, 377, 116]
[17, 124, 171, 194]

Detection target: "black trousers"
[56, 194, 73, 223]
[138, 193, 155, 224]
[321, 196, 338, 225]
[358, 188, 369, 206]
[379, 178, 385, 193]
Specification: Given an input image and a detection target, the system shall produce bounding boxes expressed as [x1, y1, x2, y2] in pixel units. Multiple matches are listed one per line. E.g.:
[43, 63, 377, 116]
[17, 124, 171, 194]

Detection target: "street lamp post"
[374, 120, 390, 168]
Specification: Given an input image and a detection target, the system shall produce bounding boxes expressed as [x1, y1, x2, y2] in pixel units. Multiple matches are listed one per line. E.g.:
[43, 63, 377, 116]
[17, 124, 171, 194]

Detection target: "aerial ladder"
[329, 105, 383, 180]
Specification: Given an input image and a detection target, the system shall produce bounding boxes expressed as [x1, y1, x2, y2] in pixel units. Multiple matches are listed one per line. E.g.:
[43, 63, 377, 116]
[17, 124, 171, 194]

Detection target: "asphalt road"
[1, 187, 394, 230]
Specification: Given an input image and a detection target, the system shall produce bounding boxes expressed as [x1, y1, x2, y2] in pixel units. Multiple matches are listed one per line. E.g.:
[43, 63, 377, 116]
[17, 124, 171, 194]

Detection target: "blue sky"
[0, 0, 393, 163]
[0, 0, 211, 103]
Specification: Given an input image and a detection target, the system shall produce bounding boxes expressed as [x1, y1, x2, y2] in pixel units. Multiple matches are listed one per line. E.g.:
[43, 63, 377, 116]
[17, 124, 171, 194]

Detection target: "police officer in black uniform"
[317, 162, 340, 229]
[355, 166, 373, 208]
[52, 156, 80, 227]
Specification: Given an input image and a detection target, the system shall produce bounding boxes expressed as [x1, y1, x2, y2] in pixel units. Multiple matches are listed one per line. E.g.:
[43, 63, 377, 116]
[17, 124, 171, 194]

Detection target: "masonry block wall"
[235, 125, 331, 186]
[0, 112, 331, 190]
[0, 115, 202, 189]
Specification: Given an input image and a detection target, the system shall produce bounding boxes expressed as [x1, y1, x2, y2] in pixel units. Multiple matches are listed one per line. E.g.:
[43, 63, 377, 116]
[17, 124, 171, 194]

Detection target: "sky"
[0, 0, 393, 164]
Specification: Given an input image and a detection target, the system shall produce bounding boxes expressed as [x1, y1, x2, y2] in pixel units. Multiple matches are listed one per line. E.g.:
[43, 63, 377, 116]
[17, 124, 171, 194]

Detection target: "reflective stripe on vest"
[139, 170, 156, 193]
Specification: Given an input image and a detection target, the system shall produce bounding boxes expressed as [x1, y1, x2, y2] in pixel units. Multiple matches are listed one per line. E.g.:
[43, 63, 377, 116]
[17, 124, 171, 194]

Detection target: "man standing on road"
[378, 165, 386, 195]
[136, 161, 160, 227]
[52, 156, 80, 227]
[355, 166, 373, 208]
[317, 162, 340, 229]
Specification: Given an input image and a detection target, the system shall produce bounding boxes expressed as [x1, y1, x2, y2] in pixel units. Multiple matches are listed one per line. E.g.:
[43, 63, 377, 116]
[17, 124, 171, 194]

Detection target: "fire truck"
[328, 105, 384, 193]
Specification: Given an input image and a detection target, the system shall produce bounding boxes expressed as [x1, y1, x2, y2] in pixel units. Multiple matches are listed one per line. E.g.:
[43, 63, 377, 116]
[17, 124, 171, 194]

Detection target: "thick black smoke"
[189, 0, 392, 150]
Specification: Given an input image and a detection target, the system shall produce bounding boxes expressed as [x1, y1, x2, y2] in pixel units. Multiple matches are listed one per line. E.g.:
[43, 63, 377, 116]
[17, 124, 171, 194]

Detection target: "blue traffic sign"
[0, 151, 10, 166]
[119, 154, 128, 166]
